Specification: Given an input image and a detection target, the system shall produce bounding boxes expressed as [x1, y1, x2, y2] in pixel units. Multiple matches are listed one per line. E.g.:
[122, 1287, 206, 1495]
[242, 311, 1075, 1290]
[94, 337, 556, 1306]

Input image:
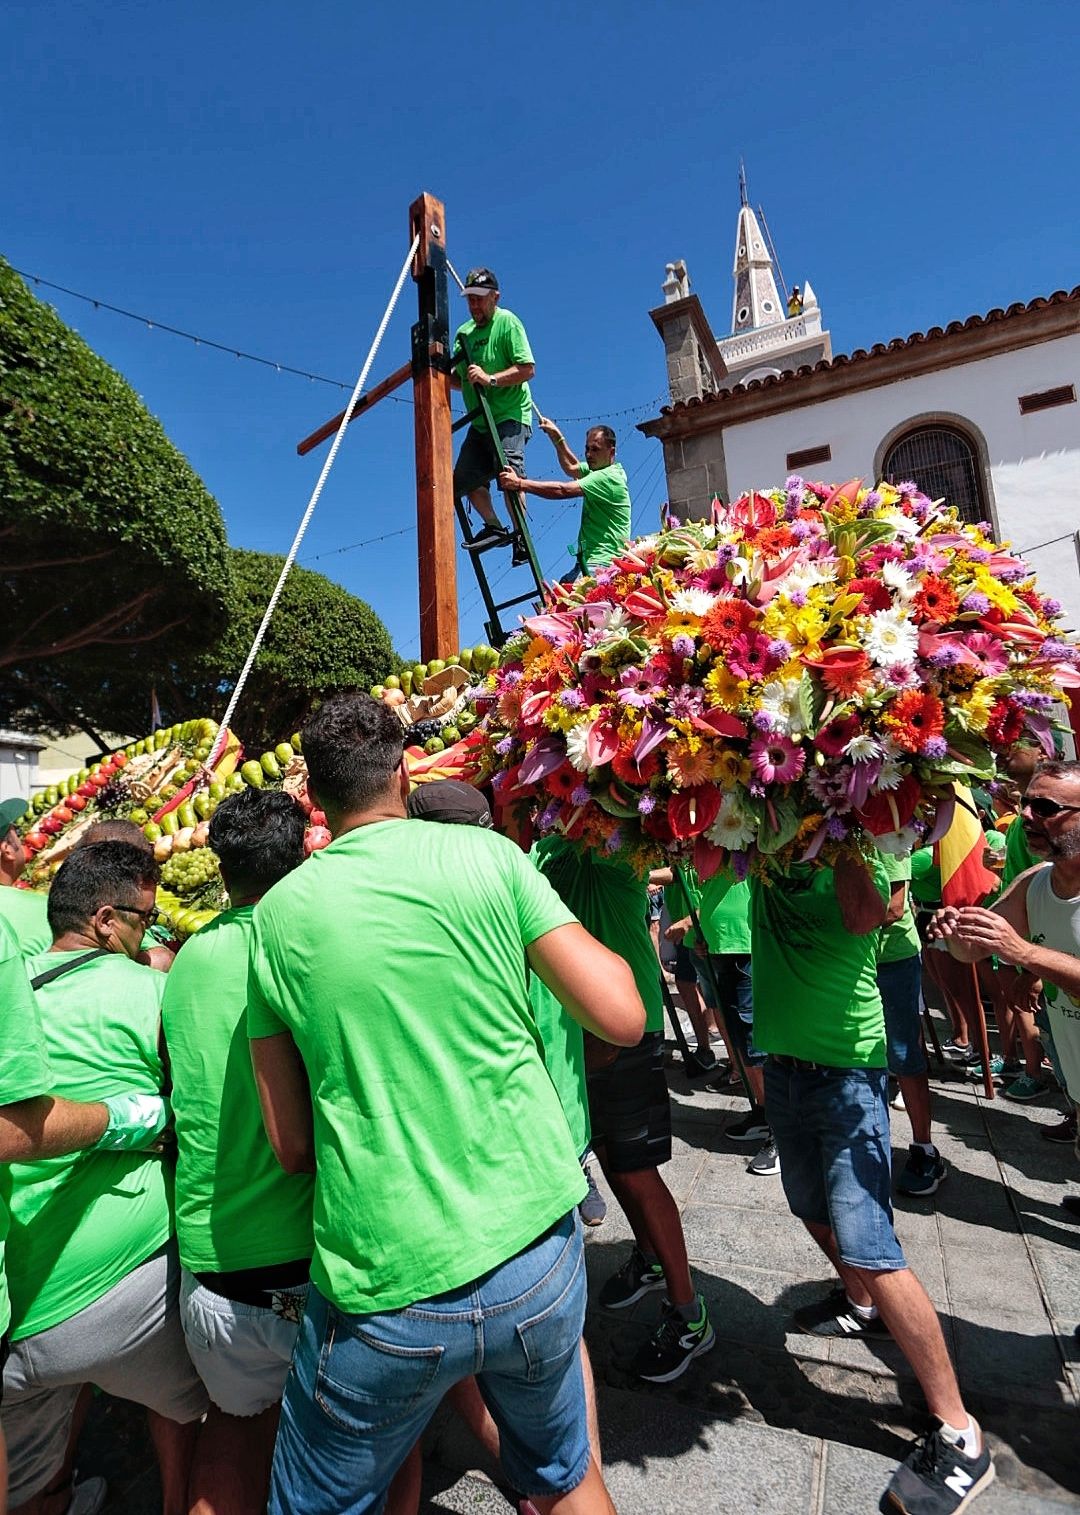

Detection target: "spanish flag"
[936, 781, 999, 906]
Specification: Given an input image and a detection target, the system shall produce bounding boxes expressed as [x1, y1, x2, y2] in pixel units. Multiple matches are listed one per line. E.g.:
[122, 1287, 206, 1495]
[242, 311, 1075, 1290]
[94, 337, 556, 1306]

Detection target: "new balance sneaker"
[632, 1297, 715, 1383]
[746, 1138, 780, 1176]
[1042, 1111, 1078, 1143]
[792, 1286, 888, 1339]
[884, 1424, 994, 1513]
[724, 1109, 770, 1143]
[598, 1246, 665, 1310]
[578, 1162, 607, 1227]
[1002, 1073, 1049, 1102]
[898, 1144, 949, 1197]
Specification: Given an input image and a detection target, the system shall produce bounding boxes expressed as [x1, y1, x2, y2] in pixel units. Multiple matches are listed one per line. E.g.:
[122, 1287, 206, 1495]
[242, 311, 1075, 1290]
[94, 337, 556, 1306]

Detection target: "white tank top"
[1026, 864, 1080, 1103]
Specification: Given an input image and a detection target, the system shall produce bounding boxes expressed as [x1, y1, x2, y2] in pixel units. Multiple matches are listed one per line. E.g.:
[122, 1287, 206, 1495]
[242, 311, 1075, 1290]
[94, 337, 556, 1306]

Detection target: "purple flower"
[594, 565, 618, 585]
[789, 519, 812, 541]
[965, 547, 991, 564]
[604, 827, 623, 854]
[618, 665, 665, 708]
[998, 565, 1027, 584]
[665, 511, 682, 529]
[784, 476, 805, 517]
[788, 588, 808, 607]
[752, 709, 777, 732]
[861, 490, 882, 510]
[825, 816, 849, 840]
[974, 521, 992, 536]
[898, 480, 919, 496]
[961, 592, 990, 614]
[807, 767, 852, 810]
[490, 770, 509, 791]
[1043, 639, 1079, 663]
[716, 542, 738, 564]
[671, 633, 695, 657]
[1011, 689, 1054, 709]
[928, 645, 963, 668]
[1044, 597, 1063, 617]
[886, 663, 920, 688]
[500, 668, 523, 688]
[494, 735, 515, 756]
[670, 686, 704, 719]
[571, 784, 592, 806]
[637, 792, 657, 815]
[538, 802, 561, 830]
[768, 638, 793, 662]
[558, 688, 586, 710]
[919, 736, 949, 759]
[730, 850, 750, 881]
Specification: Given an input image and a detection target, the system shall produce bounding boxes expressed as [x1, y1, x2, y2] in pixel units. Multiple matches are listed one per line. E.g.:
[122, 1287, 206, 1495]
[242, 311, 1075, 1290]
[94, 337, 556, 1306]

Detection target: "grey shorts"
[180, 1268, 307, 1417]
[454, 420, 531, 497]
[2, 1242, 208, 1505]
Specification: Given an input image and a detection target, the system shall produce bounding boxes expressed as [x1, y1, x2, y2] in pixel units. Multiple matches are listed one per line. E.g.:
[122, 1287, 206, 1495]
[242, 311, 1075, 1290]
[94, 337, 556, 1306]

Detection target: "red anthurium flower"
[668, 786, 723, 839]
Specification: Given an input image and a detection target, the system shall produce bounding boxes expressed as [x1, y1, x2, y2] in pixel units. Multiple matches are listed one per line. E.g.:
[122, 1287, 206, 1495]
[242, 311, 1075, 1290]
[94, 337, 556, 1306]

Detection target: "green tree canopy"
[171, 548, 400, 748]
[0, 257, 230, 736]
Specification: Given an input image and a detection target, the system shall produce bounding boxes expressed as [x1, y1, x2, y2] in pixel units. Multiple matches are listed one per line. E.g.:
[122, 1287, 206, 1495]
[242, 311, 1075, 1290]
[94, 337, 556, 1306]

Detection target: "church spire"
[730, 163, 784, 335]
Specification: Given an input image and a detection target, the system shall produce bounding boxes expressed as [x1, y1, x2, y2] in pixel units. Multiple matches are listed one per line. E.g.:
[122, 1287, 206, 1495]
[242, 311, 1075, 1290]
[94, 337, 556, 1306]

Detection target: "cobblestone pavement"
[79, 1007, 1080, 1513]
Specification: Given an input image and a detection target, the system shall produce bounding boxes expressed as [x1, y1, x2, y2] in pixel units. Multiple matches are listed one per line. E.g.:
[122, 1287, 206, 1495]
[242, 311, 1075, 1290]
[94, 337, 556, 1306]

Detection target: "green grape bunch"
[161, 847, 222, 897]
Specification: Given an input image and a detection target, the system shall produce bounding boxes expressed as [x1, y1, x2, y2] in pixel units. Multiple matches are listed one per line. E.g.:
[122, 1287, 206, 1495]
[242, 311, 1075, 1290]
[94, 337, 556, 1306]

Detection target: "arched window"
[881, 426, 987, 526]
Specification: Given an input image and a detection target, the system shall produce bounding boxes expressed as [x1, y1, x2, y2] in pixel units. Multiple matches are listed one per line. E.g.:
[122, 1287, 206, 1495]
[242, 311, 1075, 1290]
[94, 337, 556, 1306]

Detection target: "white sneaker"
[890, 1086, 905, 1111]
[67, 1477, 107, 1515]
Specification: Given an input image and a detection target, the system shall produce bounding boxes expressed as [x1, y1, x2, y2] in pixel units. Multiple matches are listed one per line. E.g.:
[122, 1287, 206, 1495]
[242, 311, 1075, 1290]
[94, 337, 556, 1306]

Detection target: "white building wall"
[721, 332, 1080, 623]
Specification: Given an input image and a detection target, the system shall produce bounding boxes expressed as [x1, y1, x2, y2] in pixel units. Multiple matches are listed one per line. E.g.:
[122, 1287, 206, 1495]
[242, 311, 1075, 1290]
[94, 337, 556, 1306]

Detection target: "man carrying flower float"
[480, 475, 1079, 1515]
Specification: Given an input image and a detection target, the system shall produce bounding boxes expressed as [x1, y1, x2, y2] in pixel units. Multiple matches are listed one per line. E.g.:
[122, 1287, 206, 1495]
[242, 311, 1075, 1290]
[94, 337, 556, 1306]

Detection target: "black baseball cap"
[407, 780, 493, 828]
[461, 267, 499, 297]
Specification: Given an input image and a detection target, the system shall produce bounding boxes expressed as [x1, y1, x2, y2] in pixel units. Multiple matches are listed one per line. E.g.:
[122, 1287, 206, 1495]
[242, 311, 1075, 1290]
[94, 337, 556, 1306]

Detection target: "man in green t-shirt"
[0, 799, 51, 957]
[2, 842, 205, 1515]
[876, 848, 947, 1197]
[451, 267, 536, 555]
[752, 854, 993, 1512]
[162, 789, 313, 1515]
[499, 420, 632, 577]
[248, 695, 643, 1515]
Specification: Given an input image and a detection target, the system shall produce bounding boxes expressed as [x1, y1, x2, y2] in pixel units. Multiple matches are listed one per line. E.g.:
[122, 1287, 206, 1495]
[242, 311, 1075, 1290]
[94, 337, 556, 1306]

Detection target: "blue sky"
[4, 0, 1078, 663]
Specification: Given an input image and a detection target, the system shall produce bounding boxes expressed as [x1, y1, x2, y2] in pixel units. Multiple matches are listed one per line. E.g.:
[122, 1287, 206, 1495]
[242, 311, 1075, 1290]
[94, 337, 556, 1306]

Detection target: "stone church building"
[641, 186, 1080, 632]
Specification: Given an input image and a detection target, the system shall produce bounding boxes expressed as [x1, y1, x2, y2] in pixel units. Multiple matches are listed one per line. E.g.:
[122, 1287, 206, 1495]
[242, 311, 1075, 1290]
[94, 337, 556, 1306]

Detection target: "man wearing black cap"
[451, 269, 536, 554]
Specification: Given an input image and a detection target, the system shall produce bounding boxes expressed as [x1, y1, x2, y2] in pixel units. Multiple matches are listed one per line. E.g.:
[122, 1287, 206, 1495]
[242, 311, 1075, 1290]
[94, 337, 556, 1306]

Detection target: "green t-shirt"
[454, 308, 533, 432]
[698, 871, 751, 955]
[665, 869, 702, 948]
[0, 886, 52, 958]
[909, 846, 941, 906]
[749, 860, 890, 1068]
[0, 921, 53, 1336]
[162, 906, 313, 1273]
[8, 951, 170, 1340]
[528, 976, 589, 1159]
[876, 850, 921, 963]
[247, 820, 585, 1315]
[533, 837, 663, 1033]
[1001, 817, 1038, 888]
[574, 461, 631, 570]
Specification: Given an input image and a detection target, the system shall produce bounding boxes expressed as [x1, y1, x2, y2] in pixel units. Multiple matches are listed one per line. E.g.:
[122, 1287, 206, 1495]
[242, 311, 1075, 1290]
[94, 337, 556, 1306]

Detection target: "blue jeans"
[878, 955, 928, 1077]
[268, 1213, 588, 1514]
[695, 953, 765, 1068]
[765, 1060, 907, 1272]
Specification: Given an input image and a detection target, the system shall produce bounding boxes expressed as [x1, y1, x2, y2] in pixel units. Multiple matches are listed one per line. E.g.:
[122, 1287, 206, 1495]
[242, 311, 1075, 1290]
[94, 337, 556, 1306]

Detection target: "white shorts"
[2, 1242, 208, 1505]
[180, 1268, 307, 1417]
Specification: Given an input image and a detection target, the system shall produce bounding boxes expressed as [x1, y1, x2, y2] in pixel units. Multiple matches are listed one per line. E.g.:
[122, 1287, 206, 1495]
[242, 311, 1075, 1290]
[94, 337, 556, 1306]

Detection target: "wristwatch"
[489, 372, 498, 387]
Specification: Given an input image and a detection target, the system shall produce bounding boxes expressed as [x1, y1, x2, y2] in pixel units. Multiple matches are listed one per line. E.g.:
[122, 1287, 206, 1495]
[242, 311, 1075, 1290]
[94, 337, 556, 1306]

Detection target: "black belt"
[195, 1258, 310, 1308]
[768, 1053, 834, 1072]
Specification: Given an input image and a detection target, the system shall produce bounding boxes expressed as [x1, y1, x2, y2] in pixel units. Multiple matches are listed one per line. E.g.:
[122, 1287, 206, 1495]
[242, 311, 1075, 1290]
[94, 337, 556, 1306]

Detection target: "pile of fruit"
[371, 644, 500, 754]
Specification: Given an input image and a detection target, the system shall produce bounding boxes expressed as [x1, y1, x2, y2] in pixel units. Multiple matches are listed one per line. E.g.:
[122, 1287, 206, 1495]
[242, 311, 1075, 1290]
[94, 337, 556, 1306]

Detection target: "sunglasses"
[1023, 796, 1080, 820]
[109, 903, 163, 928]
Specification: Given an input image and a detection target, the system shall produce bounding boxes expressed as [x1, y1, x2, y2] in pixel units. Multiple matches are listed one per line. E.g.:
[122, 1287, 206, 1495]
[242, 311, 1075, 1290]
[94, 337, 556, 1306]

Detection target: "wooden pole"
[409, 192, 458, 661]
[296, 362, 412, 456]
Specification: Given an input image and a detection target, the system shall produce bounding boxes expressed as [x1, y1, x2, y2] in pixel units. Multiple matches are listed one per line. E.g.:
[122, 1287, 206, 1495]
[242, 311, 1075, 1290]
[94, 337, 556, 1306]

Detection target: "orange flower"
[701, 598, 757, 648]
[803, 646, 873, 698]
[914, 574, 959, 624]
[883, 689, 945, 753]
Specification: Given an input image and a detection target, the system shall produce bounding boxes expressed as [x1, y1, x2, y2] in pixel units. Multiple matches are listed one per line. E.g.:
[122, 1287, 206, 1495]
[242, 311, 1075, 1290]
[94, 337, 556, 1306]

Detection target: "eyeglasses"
[1022, 796, 1080, 820]
[109, 903, 162, 928]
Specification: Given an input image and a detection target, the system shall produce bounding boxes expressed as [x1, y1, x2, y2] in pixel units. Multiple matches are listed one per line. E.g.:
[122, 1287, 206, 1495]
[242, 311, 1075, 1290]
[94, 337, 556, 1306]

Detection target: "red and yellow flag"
[936, 781, 998, 906]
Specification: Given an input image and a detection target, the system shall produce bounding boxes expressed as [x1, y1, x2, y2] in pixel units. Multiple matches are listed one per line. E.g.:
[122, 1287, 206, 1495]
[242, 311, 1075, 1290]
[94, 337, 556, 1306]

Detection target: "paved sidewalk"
[81, 1011, 1080, 1513]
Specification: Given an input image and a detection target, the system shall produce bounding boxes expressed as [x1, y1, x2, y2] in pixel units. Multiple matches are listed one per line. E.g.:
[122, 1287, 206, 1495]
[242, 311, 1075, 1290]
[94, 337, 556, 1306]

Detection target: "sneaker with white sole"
[724, 1109, 770, 1143]
[884, 1423, 994, 1513]
[746, 1138, 780, 1176]
[597, 1246, 665, 1310]
[578, 1161, 607, 1227]
[631, 1296, 715, 1383]
[67, 1477, 108, 1515]
[1002, 1073, 1049, 1102]
[898, 1144, 948, 1197]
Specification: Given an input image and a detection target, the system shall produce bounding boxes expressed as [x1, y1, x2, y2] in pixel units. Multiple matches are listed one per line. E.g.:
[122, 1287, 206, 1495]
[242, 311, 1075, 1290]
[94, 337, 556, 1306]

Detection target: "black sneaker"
[631, 1297, 715, 1383]
[792, 1286, 888, 1338]
[685, 1047, 719, 1078]
[746, 1138, 780, 1176]
[510, 534, 530, 567]
[885, 1424, 994, 1513]
[897, 1144, 949, 1197]
[597, 1247, 665, 1310]
[466, 522, 514, 552]
[724, 1109, 770, 1143]
[941, 1040, 973, 1061]
[1042, 1111, 1078, 1144]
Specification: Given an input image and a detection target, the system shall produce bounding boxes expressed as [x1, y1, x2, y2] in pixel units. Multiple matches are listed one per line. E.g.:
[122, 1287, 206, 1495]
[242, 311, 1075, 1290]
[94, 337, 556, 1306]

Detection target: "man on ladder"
[499, 420, 631, 578]
[451, 268, 535, 561]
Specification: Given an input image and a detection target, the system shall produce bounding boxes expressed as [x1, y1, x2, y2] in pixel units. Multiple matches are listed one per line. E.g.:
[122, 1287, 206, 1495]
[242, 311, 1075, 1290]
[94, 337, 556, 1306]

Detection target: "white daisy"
[844, 732, 883, 762]
[863, 608, 919, 666]
[881, 559, 917, 601]
[874, 755, 906, 790]
[601, 606, 632, 635]
[565, 723, 592, 772]
[669, 587, 718, 616]
[757, 677, 806, 736]
[706, 794, 757, 851]
[781, 559, 836, 596]
[876, 508, 919, 539]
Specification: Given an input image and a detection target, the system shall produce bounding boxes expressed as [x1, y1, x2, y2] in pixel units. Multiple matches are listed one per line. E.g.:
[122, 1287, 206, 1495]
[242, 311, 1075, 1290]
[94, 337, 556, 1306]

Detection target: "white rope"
[445, 258, 465, 292]
[207, 233, 421, 767]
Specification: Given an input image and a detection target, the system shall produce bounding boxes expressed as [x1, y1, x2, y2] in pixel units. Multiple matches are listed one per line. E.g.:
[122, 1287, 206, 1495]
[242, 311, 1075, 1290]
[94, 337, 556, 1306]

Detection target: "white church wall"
[721, 331, 1080, 620]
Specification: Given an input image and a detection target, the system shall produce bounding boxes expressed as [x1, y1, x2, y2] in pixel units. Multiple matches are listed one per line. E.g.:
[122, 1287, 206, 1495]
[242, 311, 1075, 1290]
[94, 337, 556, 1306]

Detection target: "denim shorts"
[877, 955, 928, 1077]
[180, 1268, 307, 1417]
[268, 1212, 589, 1514]
[764, 1060, 907, 1273]
[695, 953, 765, 1068]
[453, 420, 531, 497]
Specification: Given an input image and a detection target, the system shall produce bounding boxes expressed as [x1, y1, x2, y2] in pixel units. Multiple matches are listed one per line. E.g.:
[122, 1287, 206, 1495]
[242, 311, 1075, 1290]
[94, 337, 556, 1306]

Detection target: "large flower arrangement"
[478, 479, 1079, 877]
